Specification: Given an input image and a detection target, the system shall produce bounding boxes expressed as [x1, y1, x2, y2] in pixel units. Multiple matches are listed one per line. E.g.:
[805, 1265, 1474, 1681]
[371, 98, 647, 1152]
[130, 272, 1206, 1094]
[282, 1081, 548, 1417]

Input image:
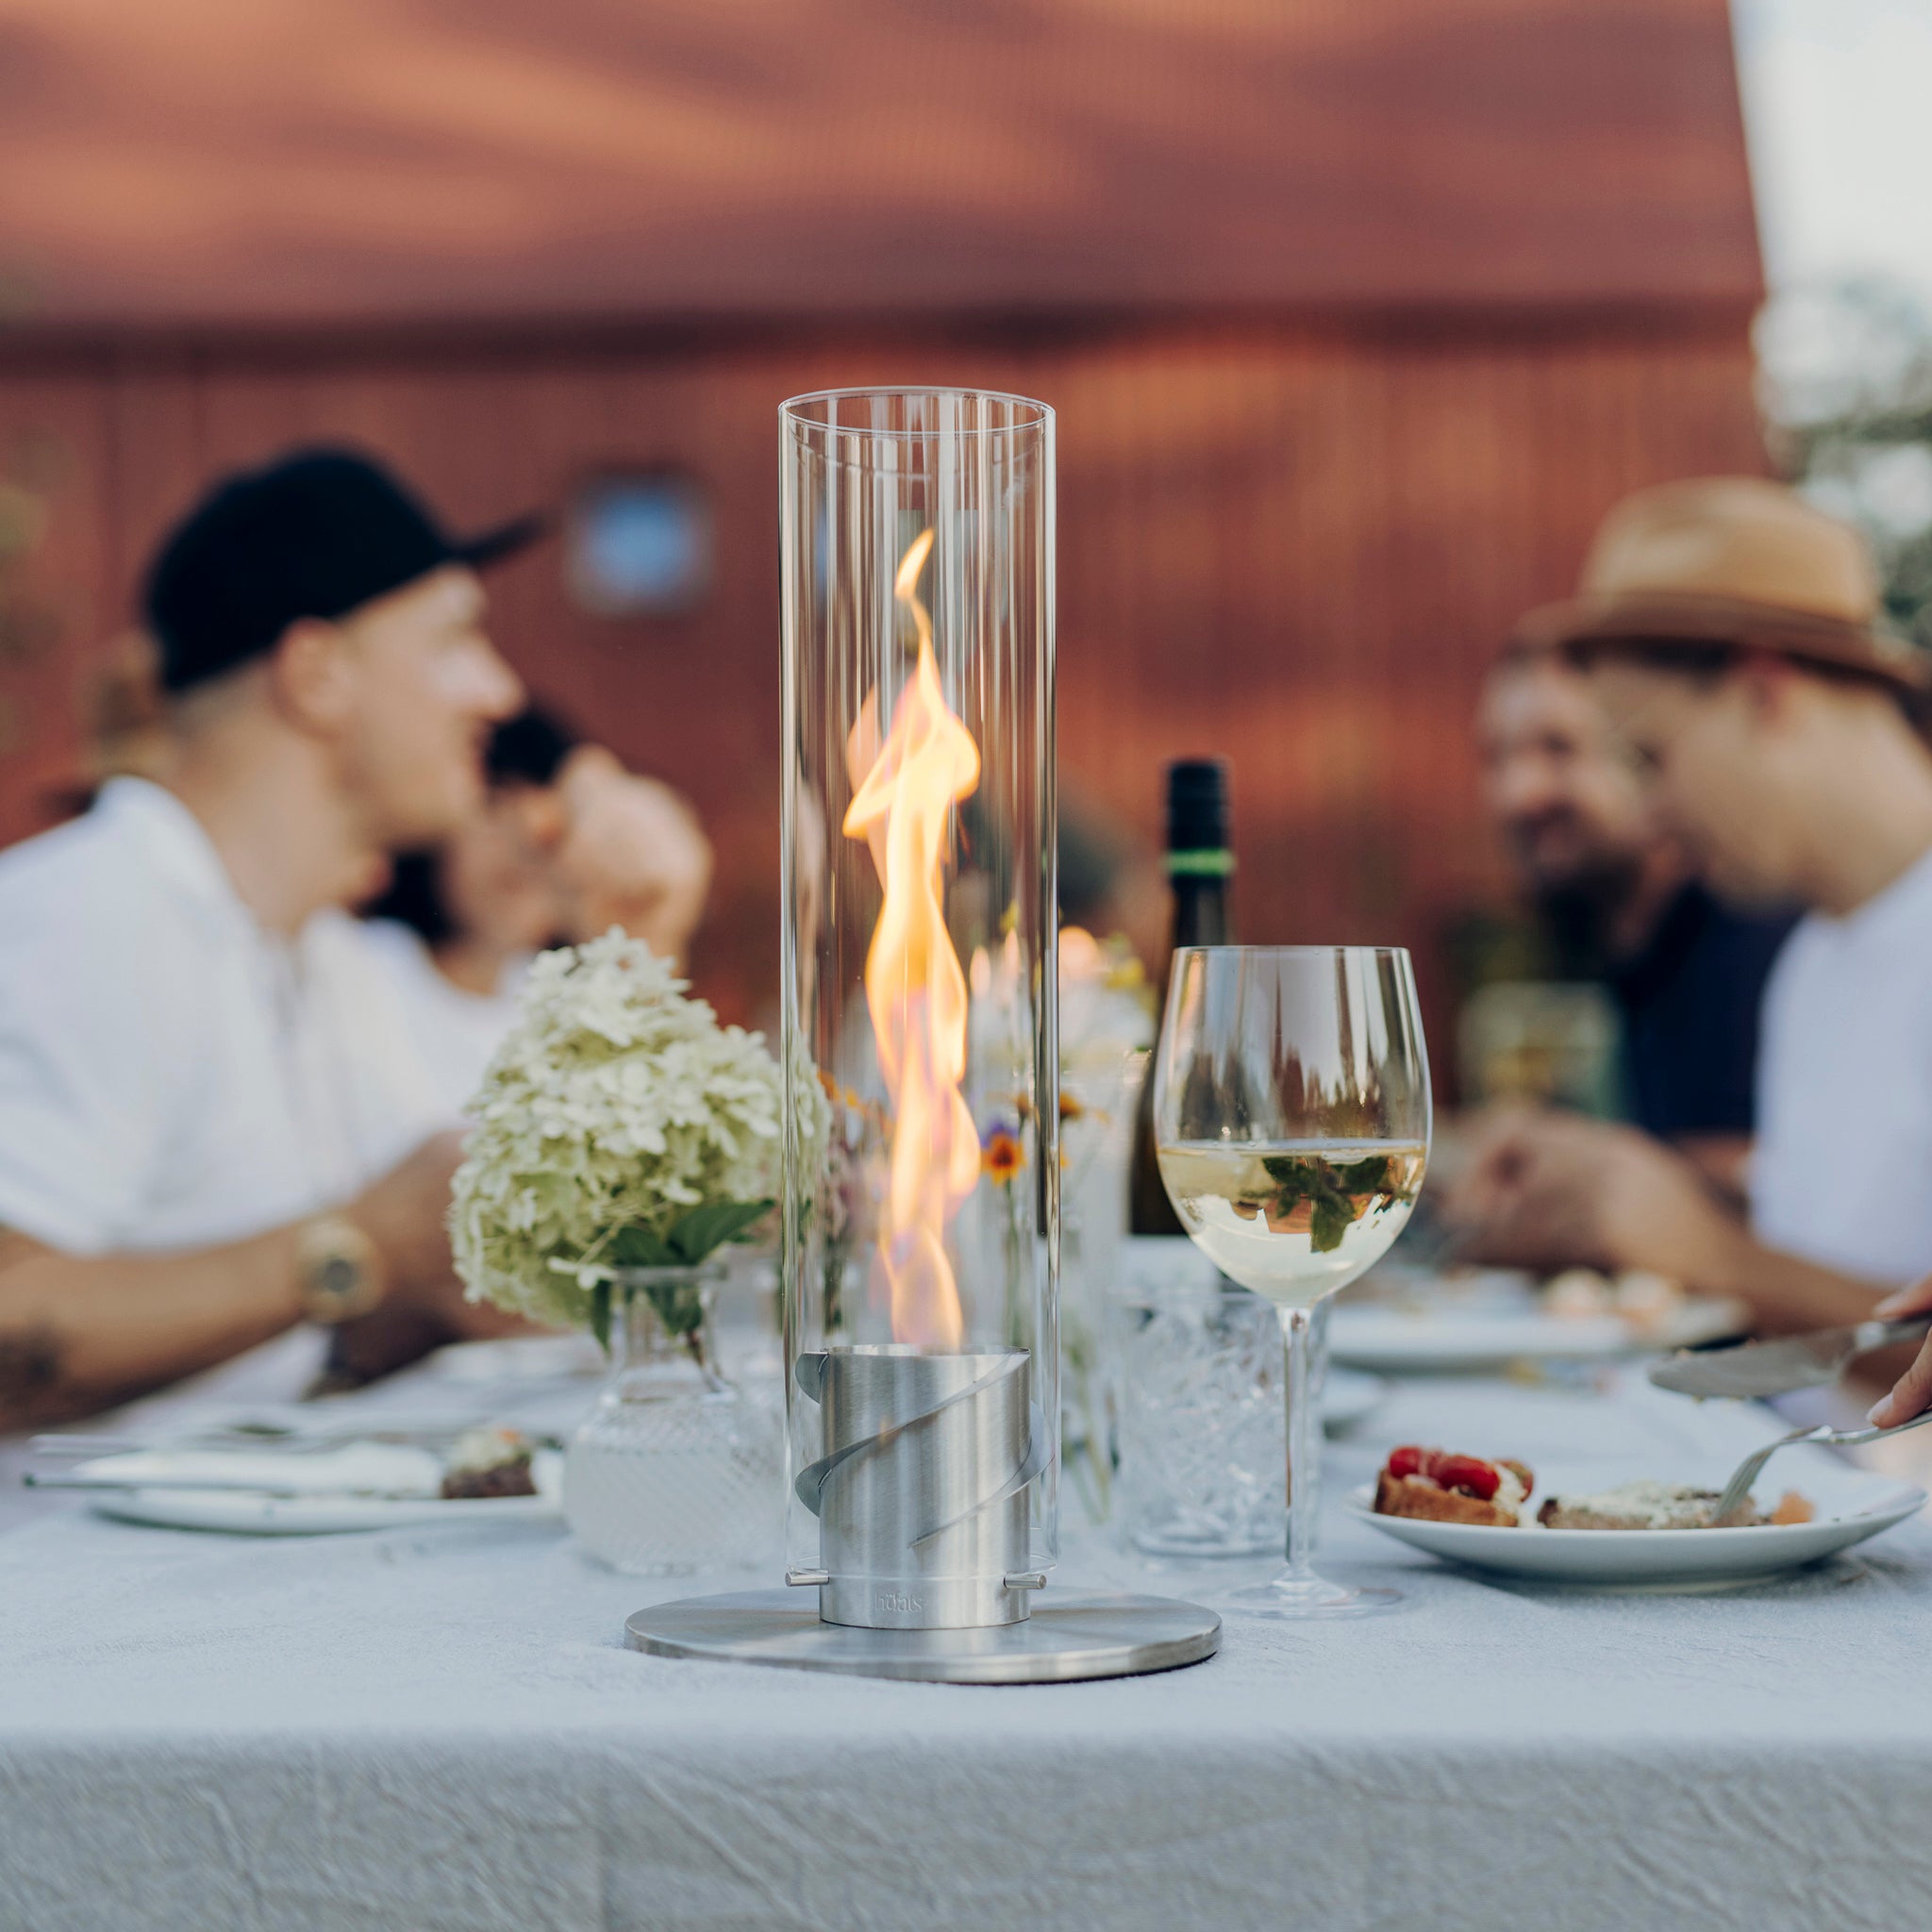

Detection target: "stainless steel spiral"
[791, 1345, 1047, 1629]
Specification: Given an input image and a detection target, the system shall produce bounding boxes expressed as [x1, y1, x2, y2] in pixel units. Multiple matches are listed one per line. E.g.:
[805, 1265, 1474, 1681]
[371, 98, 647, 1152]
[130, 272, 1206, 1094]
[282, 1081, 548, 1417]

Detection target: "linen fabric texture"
[0, 1374, 1926, 1932]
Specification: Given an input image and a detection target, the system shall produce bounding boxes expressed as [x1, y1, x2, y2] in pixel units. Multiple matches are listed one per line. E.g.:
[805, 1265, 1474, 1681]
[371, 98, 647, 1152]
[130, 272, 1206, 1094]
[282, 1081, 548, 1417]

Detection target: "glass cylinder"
[779, 388, 1058, 1630]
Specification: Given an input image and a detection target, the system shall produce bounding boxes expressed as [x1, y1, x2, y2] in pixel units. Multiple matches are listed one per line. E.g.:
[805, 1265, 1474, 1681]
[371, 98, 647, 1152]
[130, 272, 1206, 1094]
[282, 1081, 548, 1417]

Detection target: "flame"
[841, 527, 980, 1348]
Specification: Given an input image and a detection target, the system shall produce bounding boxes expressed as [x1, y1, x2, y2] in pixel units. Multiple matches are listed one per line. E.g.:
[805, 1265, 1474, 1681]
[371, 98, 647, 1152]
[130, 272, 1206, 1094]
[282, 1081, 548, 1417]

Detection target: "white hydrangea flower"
[448, 932, 786, 1330]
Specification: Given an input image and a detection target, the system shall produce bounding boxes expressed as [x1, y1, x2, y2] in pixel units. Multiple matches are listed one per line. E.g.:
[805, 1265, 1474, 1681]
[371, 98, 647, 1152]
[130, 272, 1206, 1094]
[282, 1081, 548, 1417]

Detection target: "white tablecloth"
[3, 1370, 1931, 1932]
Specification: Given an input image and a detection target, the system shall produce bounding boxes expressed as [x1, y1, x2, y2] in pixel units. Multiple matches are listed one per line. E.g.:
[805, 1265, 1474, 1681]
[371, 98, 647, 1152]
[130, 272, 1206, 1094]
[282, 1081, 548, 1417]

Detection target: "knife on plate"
[1648, 1316, 1930, 1399]
[21, 1472, 440, 1500]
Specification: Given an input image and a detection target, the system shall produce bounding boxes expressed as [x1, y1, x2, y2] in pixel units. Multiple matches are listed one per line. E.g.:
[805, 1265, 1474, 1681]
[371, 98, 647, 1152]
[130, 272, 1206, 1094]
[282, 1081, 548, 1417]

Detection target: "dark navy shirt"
[1607, 884, 1795, 1141]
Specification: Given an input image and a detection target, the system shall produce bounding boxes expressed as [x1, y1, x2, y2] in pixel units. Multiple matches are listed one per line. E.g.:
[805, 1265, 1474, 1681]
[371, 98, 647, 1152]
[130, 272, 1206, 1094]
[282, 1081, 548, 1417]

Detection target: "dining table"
[3, 1346, 1930, 1932]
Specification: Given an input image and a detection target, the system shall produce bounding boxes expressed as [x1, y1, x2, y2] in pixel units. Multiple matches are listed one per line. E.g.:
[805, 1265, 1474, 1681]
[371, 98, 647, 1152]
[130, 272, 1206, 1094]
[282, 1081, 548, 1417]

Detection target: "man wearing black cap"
[0, 447, 538, 1426]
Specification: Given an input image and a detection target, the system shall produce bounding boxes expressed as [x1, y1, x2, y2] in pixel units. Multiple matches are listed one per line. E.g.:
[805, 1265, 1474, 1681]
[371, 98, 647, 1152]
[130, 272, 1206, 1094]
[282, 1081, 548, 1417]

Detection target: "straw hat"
[1512, 476, 1926, 691]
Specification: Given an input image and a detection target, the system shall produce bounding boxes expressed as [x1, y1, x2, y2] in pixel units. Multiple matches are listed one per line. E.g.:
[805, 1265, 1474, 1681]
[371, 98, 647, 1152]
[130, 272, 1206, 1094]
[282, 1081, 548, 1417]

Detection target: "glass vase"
[564, 1265, 783, 1575]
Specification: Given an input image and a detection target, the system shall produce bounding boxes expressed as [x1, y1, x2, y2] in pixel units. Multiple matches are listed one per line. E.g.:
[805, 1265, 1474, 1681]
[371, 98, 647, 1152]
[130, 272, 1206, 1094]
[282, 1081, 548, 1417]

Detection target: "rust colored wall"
[0, 316, 1766, 1064]
[0, 0, 1758, 326]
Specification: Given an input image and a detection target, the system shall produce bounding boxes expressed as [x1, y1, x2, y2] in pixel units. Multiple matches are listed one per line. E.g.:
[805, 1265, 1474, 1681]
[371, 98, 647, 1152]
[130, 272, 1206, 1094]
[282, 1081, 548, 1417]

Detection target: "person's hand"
[341, 1132, 523, 1333]
[1866, 1275, 1932, 1426]
[325, 1133, 528, 1384]
[1442, 1109, 1744, 1286]
[551, 748, 711, 963]
[341, 1132, 468, 1303]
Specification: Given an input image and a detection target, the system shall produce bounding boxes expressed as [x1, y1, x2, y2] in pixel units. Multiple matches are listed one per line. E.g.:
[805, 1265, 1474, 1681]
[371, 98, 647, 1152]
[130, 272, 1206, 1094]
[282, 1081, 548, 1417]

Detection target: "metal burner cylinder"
[796, 1347, 1042, 1629]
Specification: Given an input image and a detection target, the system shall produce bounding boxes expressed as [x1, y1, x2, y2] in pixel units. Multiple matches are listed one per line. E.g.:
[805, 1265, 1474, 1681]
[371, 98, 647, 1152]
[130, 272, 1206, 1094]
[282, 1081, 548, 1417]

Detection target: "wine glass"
[1152, 946, 1430, 1617]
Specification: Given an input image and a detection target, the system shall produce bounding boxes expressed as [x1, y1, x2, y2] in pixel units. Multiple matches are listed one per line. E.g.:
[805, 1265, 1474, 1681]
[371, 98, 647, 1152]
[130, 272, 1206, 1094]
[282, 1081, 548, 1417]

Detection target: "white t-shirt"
[358, 920, 525, 1118]
[0, 778, 449, 1256]
[1751, 843, 1932, 1288]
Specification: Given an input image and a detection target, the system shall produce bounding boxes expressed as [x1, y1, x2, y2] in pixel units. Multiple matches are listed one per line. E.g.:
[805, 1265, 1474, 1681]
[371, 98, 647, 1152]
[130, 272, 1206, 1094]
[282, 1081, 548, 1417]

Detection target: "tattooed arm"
[0, 1134, 511, 1429]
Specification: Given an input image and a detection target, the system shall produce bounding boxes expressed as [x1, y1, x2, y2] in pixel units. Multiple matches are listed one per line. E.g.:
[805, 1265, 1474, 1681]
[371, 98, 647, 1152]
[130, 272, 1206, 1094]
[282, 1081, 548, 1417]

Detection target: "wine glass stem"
[1280, 1303, 1319, 1585]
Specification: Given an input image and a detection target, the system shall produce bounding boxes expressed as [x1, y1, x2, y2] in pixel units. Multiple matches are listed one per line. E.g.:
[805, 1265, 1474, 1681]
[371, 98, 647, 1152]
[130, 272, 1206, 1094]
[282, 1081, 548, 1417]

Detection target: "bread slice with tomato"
[1372, 1445, 1534, 1527]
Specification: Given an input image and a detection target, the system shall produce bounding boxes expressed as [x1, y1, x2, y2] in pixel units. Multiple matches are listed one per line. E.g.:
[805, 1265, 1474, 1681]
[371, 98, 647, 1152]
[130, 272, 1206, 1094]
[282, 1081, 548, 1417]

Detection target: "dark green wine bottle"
[1128, 758, 1234, 1235]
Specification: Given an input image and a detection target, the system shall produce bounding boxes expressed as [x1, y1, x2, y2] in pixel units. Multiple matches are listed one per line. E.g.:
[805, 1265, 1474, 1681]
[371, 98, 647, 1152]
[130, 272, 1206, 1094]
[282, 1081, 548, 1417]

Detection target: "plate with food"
[1347, 1442, 1924, 1587]
[1329, 1269, 1745, 1374]
[54, 1427, 564, 1535]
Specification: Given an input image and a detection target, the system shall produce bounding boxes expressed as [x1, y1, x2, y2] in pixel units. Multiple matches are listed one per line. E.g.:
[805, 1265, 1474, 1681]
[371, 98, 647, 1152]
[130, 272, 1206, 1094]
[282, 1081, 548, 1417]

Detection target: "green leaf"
[1264, 1173, 1312, 1226]
[608, 1224, 677, 1269]
[1309, 1191, 1353, 1254]
[665, 1198, 774, 1265]
[589, 1281, 613, 1355]
[642, 1274, 708, 1338]
[1331, 1155, 1396, 1195]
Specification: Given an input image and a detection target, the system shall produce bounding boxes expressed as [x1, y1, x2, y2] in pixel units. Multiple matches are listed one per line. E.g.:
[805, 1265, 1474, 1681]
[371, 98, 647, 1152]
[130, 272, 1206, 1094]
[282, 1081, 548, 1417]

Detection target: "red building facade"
[0, 1, 1764, 1042]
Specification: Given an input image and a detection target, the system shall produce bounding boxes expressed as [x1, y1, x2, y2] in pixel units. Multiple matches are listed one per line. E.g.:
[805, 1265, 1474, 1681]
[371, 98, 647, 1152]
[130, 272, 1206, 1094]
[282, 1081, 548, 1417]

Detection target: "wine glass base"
[1225, 1574, 1403, 1621]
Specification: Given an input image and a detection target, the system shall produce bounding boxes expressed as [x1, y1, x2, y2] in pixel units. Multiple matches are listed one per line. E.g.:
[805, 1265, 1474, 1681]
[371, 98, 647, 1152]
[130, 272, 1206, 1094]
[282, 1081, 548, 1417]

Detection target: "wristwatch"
[294, 1215, 387, 1325]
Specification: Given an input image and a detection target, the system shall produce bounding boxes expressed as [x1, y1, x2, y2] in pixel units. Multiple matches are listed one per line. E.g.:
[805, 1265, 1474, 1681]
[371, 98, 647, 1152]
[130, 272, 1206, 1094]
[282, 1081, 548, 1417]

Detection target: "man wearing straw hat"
[1474, 637, 1793, 1174]
[1453, 478, 1932, 1385]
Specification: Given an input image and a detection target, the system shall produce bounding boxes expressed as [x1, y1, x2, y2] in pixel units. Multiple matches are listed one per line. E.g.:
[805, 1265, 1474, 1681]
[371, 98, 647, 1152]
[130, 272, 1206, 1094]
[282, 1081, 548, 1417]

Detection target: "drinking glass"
[1112, 1278, 1285, 1557]
[1152, 946, 1430, 1616]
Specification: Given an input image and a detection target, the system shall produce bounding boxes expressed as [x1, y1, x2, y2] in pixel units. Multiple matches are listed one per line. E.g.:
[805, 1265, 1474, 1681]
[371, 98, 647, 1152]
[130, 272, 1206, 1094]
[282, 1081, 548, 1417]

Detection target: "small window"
[565, 473, 711, 617]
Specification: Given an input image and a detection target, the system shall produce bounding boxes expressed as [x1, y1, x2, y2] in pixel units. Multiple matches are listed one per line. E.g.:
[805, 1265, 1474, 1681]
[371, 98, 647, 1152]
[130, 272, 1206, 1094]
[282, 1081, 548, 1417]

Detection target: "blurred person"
[0, 447, 540, 1426]
[86, 629, 176, 790]
[1452, 478, 1932, 1334]
[1057, 781, 1167, 979]
[361, 702, 711, 1110]
[1478, 646, 1793, 1178]
[27, 631, 177, 828]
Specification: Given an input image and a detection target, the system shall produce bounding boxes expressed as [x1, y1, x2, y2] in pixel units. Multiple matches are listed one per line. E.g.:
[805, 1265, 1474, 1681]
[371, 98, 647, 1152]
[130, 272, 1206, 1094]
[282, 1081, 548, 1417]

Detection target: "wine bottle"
[1128, 758, 1234, 1235]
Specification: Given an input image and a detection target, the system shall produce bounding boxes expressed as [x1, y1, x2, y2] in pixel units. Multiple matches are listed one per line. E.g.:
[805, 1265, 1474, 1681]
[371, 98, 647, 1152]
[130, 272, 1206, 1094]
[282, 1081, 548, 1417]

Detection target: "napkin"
[83, 1442, 445, 1496]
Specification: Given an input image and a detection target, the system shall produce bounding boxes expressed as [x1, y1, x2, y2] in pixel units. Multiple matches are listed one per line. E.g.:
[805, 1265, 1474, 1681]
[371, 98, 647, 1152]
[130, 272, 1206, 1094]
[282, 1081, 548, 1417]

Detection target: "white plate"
[1346, 1470, 1924, 1588]
[425, 1334, 607, 1383]
[81, 1446, 564, 1537]
[1321, 1367, 1389, 1434]
[1327, 1296, 1742, 1374]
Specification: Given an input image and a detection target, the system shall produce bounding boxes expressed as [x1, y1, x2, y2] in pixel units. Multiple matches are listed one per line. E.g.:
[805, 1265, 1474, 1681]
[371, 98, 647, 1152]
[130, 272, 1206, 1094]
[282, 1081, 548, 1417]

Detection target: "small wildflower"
[981, 1125, 1025, 1183]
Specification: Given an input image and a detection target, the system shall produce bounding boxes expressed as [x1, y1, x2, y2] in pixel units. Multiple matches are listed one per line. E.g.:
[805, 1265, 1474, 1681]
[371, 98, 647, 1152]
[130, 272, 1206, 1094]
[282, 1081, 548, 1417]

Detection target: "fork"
[1712, 1409, 1932, 1525]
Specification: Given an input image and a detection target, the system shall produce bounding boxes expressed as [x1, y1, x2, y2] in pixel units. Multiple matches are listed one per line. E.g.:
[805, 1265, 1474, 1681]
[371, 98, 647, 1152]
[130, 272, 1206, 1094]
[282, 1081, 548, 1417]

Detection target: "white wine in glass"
[1156, 1140, 1427, 1306]
[1153, 946, 1431, 1618]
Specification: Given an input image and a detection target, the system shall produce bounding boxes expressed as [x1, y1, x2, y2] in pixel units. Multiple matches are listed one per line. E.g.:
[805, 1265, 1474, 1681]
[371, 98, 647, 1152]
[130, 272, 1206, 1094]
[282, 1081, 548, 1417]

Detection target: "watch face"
[299, 1218, 382, 1323]
[314, 1254, 362, 1303]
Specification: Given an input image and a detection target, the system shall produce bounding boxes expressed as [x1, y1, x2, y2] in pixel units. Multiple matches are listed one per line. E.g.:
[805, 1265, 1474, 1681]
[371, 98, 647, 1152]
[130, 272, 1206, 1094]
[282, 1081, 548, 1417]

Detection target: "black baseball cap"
[144, 446, 543, 692]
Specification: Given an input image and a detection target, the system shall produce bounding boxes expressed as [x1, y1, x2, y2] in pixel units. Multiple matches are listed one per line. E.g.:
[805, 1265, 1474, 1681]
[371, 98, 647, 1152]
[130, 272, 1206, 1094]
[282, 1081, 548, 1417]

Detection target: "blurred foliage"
[1759, 277, 1932, 650]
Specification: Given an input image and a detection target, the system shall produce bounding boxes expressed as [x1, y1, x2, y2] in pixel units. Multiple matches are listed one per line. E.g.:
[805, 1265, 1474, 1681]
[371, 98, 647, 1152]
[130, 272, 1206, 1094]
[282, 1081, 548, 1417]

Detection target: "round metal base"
[624, 1589, 1222, 1684]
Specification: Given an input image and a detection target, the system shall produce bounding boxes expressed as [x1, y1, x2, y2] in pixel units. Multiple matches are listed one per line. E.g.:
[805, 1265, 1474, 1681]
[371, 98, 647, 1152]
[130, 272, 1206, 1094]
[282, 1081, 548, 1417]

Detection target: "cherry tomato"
[1428, 1452, 1501, 1500]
